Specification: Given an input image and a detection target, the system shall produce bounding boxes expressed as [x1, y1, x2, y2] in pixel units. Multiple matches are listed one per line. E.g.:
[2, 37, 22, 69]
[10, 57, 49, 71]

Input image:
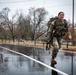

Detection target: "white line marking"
[0, 46, 69, 75]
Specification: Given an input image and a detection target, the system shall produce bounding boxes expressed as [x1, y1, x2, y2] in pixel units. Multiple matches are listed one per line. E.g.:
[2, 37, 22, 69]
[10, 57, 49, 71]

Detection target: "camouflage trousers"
[50, 37, 62, 59]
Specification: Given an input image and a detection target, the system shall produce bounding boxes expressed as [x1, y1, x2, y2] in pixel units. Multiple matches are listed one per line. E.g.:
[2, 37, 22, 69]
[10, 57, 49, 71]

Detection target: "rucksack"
[49, 16, 58, 22]
[47, 16, 67, 30]
[47, 16, 68, 37]
[47, 16, 58, 28]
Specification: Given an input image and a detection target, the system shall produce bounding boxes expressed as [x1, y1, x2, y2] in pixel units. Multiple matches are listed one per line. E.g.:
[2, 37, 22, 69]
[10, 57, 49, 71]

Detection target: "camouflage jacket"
[48, 19, 68, 37]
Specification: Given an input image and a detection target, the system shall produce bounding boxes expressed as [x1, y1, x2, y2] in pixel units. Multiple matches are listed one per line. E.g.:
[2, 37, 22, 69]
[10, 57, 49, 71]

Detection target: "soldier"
[48, 11, 71, 64]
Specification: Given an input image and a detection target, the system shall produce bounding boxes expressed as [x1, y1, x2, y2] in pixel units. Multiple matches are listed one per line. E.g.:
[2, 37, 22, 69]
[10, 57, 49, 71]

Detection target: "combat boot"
[51, 58, 57, 65]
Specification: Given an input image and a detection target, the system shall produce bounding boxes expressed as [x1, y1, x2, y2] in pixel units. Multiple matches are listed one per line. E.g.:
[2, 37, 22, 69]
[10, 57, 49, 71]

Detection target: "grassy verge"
[0, 39, 76, 50]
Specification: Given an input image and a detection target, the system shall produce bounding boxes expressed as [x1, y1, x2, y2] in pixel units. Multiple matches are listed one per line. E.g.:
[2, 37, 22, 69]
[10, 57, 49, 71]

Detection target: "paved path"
[0, 44, 76, 75]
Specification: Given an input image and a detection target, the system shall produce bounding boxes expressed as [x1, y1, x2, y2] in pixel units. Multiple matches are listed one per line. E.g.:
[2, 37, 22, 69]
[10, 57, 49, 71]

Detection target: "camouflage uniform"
[48, 19, 68, 60]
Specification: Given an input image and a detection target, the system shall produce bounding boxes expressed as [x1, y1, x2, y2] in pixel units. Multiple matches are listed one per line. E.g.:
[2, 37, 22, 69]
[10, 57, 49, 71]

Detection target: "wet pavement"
[0, 44, 76, 75]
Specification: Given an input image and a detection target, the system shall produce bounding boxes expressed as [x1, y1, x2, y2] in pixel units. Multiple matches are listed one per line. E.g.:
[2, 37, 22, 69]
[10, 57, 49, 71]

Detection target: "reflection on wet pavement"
[0, 44, 76, 75]
[0, 48, 51, 75]
[51, 63, 58, 75]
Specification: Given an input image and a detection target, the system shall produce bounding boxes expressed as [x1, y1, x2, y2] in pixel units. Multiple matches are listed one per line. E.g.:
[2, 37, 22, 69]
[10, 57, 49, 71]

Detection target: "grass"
[0, 39, 76, 50]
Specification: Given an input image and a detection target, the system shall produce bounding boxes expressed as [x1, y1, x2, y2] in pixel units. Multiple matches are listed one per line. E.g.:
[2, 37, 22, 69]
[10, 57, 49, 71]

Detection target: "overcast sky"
[0, 0, 76, 22]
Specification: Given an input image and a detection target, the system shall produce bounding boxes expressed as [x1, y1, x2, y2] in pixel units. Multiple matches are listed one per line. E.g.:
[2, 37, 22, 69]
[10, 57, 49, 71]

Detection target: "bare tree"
[28, 7, 48, 40]
[0, 7, 10, 40]
[17, 11, 30, 40]
[0, 7, 48, 42]
[0, 23, 8, 42]
[1, 8, 18, 41]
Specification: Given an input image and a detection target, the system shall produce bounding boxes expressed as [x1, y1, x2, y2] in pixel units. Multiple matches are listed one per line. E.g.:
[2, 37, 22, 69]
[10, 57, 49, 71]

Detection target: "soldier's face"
[58, 13, 64, 20]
